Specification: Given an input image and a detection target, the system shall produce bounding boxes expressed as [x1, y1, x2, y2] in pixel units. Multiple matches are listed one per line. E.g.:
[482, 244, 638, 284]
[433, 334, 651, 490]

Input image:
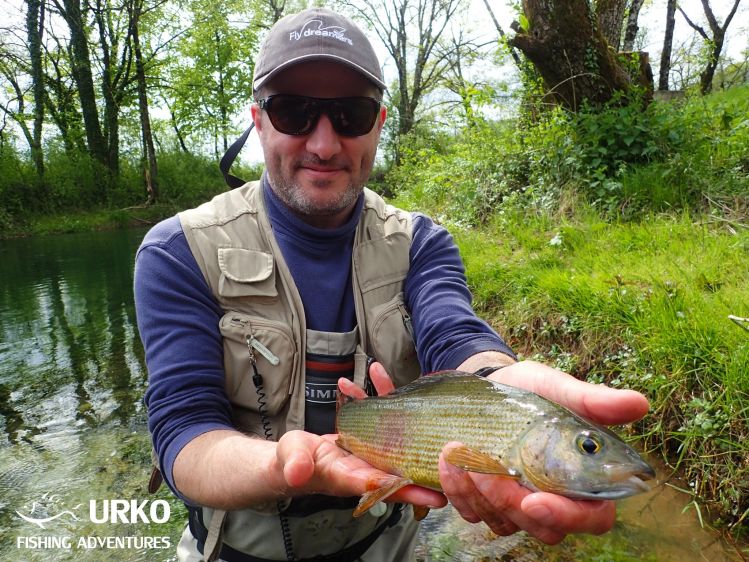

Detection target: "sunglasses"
[257, 95, 381, 137]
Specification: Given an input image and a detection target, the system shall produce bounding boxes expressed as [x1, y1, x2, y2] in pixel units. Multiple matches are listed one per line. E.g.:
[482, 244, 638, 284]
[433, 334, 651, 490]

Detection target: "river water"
[0, 229, 743, 561]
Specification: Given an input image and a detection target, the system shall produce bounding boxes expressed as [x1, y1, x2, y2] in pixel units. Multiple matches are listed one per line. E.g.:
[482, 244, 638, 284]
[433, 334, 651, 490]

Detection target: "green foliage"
[164, 0, 260, 154]
[387, 119, 529, 227]
[390, 85, 748, 221]
[0, 146, 259, 236]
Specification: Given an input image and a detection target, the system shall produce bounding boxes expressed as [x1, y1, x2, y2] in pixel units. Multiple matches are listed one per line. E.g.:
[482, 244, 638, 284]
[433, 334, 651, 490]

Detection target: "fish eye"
[576, 433, 603, 455]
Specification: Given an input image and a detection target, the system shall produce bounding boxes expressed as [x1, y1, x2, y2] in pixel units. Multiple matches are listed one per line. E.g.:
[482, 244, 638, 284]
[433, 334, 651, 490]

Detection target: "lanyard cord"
[246, 337, 296, 561]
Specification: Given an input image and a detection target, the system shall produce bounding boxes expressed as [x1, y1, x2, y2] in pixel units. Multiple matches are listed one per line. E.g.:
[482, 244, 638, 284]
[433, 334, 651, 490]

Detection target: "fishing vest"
[176, 181, 421, 561]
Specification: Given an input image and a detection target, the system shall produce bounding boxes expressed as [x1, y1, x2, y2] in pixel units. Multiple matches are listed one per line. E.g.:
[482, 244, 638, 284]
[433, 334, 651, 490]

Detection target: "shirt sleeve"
[134, 217, 233, 503]
[406, 214, 515, 373]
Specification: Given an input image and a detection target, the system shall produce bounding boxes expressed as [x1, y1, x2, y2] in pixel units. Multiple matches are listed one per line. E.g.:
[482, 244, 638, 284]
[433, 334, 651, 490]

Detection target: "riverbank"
[0, 205, 174, 239]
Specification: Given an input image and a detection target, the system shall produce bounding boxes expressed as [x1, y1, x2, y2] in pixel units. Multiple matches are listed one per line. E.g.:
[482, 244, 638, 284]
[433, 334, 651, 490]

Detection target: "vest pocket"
[369, 293, 421, 385]
[219, 312, 298, 415]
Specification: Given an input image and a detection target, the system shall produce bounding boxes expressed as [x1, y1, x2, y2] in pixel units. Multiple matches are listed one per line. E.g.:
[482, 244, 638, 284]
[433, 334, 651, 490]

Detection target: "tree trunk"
[510, 0, 650, 111]
[164, 98, 190, 153]
[215, 31, 229, 152]
[45, 46, 87, 155]
[658, 0, 677, 90]
[622, 0, 645, 51]
[26, 0, 46, 179]
[596, 0, 628, 51]
[131, 0, 158, 203]
[57, 0, 110, 172]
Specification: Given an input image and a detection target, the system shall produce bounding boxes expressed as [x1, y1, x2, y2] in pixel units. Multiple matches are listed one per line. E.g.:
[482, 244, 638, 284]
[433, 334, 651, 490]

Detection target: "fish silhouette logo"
[15, 492, 82, 529]
[288, 19, 353, 46]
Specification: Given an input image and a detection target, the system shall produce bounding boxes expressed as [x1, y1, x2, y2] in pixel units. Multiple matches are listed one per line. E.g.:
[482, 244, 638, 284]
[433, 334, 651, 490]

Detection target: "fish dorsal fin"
[353, 475, 413, 517]
[445, 446, 520, 479]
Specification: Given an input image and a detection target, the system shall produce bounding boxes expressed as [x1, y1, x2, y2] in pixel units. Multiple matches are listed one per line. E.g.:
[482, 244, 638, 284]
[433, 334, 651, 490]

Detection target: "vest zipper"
[397, 303, 415, 342]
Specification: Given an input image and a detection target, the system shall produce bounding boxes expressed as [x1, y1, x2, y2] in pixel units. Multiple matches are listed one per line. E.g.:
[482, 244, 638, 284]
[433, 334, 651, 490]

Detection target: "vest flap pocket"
[218, 248, 277, 298]
[354, 232, 410, 293]
[369, 293, 420, 385]
[220, 312, 297, 416]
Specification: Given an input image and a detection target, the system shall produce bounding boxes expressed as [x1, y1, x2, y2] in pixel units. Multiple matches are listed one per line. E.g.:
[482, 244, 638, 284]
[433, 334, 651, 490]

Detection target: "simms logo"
[289, 19, 353, 46]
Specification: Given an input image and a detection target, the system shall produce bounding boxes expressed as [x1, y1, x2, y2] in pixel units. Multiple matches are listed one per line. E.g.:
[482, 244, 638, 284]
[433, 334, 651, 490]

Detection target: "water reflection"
[0, 229, 178, 562]
[0, 229, 148, 443]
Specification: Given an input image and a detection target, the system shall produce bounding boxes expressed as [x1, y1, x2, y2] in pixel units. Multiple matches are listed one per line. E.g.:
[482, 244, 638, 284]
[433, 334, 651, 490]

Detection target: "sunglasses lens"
[263, 96, 379, 137]
[327, 98, 380, 136]
[266, 96, 318, 135]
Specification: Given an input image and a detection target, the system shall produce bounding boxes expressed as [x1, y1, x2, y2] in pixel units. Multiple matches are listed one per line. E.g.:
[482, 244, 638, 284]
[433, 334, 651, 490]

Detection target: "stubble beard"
[268, 159, 369, 218]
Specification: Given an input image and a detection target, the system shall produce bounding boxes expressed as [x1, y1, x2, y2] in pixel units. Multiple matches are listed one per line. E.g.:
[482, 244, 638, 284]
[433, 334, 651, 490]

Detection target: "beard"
[266, 154, 370, 218]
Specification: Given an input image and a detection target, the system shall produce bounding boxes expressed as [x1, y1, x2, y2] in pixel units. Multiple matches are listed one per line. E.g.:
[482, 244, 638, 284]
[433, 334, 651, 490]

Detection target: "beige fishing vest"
[176, 181, 421, 560]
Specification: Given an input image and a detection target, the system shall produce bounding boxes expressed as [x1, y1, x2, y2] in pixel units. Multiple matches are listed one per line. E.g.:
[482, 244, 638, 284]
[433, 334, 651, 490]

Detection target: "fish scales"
[336, 374, 542, 489]
[336, 371, 656, 505]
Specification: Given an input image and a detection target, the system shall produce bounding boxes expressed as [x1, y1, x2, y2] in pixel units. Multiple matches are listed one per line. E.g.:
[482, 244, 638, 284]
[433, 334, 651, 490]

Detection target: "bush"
[388, 85, 748, 222]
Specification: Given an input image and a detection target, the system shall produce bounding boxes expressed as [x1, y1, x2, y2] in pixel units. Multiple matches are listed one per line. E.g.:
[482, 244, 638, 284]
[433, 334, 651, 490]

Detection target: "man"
[134, 7, 649, 562]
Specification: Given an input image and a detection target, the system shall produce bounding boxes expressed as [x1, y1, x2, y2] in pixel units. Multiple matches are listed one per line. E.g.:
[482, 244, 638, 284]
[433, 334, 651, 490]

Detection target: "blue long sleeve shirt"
[134, 180, 514, 499]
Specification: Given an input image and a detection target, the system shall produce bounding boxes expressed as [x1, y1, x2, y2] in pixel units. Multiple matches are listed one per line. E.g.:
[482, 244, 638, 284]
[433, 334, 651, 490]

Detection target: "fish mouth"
[573, 470, 656, 500]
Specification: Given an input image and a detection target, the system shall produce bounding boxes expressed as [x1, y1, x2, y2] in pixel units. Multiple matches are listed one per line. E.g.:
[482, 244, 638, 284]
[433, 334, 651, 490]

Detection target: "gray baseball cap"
[252, 8, 386, 93]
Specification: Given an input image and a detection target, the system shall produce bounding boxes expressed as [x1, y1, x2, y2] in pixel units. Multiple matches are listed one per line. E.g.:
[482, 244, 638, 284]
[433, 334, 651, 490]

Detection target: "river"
[0, 229, 743, 561]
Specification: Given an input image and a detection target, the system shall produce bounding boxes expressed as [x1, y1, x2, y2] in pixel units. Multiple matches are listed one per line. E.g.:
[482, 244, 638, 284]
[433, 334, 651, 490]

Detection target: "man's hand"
[272, 429, 445, 510]
[440, 359, 649, 544]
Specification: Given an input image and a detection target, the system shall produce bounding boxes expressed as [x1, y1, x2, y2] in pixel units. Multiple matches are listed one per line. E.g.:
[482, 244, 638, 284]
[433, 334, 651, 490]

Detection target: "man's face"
[251, 61, 386, 229]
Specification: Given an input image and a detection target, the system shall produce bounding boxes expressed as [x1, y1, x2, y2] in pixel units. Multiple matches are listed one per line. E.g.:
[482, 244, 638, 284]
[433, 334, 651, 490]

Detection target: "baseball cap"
[252, 8, 386, 93]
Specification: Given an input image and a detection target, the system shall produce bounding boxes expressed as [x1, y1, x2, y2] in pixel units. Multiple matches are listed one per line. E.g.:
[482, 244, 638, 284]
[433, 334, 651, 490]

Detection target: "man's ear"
[377, 105, 387, 131]
[251, 103, 263, 132]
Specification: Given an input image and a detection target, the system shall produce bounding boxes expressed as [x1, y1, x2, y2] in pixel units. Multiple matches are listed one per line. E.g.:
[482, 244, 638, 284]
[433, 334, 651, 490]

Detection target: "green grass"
[449, 208, 749, 536]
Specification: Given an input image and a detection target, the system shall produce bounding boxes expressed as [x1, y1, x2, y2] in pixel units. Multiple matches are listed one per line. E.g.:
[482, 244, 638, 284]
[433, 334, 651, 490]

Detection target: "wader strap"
[189, 504, 403, 562]
[220, 125, 254, 188]
[204, 509, 228, 562]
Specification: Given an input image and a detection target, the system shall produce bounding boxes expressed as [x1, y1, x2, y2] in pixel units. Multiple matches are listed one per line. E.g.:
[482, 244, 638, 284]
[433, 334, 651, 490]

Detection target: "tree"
[678, 0, 742, 94]
[342, 0, 462, 163]
[26, 0, 46, 179]
[52, 0, 110, 175]
[480, 0, 522, 69]
[166, 0, 258, 156]
[510, 0, 652, 111]
[622, 0, 645, 51]
[658, 0, 677, 90]
[438, 32, 503, 128]
[596, 0, 628, 51]
[130, 0, 159, 202]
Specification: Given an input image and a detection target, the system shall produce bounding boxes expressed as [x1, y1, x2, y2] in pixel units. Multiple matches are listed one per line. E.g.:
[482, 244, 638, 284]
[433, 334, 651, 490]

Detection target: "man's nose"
[305, 113, 342, 160]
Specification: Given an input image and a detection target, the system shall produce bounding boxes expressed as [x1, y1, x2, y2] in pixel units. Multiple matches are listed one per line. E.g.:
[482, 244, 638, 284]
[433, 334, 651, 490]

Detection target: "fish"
[335, 371, 655, 518]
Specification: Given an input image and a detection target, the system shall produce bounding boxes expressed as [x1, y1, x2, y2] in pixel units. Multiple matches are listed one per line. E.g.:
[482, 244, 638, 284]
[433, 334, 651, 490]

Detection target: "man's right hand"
[173, 418, 445, 512]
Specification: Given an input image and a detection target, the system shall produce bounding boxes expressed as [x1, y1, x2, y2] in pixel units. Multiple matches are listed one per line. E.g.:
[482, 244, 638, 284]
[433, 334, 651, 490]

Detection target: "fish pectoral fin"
[413, 505, 431, 521]
[445, 446, 519, 478]
[353, 475, 414, 518]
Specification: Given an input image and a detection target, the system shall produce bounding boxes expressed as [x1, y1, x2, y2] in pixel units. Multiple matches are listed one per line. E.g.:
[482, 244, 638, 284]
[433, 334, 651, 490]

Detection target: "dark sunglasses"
[257, 95, 381, 137]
